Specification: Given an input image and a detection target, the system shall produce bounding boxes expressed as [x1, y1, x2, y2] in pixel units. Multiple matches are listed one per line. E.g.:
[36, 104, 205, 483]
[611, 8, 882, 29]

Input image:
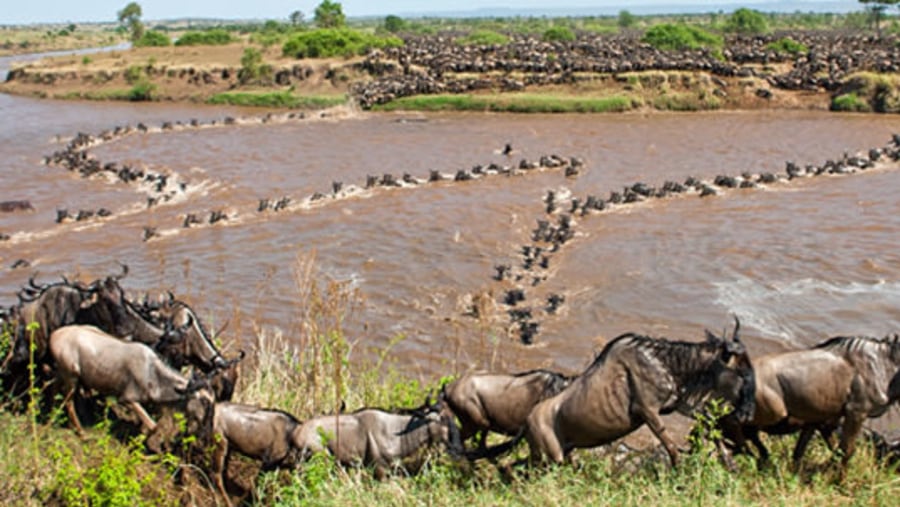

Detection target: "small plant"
[124, 64, 143, 84]
[642, 23, 723, 51]
[766, 37, 808, 55]
[831, 92, 871, 112]
[542, 26, 575, 42]
[175, 29, 235, 46]
[238, 47, 273, 85]
[81, 55, 92, 65]
[127, 80, 156, 101]
[456, 30, 509, 46]
[133, 30, 171, 47]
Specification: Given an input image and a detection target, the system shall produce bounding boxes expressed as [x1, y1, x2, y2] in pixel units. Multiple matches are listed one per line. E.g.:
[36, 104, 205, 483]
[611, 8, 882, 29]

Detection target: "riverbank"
[4, 30, 900, 113]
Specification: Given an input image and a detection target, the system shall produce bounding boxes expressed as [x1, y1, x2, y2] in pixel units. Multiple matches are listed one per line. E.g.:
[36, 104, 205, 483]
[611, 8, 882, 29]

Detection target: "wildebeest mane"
[815, 334, 900, 353]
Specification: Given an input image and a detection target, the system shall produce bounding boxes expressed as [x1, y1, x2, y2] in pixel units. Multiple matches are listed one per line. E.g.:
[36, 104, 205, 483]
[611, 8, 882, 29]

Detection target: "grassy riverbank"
[3, 255, 900, 506]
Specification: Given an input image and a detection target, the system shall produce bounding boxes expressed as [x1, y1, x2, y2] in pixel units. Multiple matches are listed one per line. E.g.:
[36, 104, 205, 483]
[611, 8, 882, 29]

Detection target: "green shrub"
[542, 26, 576, 42]
[725, 8, 769, 34]
[207, 91, 346, 108]
[641, 23, 723, 51]
[238, 47, 272, 84]
[831, 92, 871, 112]
[133, 30, 170, 47]
[766, 37, 808, 55]
[456, 30, 509, 46]
[282, 28, 402, 58]
[174, 28, 235, 46]
[127, 80, 155, 101]
[123, 65, 143, 84]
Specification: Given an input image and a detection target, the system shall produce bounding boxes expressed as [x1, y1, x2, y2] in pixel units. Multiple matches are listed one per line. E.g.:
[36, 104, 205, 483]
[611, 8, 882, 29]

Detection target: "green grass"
[374, 93, 641, 113]
[831, 92, 871, 112]
[207, 91, 347, 108]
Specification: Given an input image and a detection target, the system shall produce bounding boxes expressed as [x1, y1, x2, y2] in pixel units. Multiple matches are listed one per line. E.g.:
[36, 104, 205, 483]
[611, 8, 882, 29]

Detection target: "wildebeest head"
[409, 392, 464, 457]
[153, 297, 233, 373]
[704, 316, 756, 423]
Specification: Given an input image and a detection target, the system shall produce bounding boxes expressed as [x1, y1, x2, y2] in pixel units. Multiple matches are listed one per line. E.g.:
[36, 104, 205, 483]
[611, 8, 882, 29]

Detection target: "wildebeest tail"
[464, 428, 525, 461]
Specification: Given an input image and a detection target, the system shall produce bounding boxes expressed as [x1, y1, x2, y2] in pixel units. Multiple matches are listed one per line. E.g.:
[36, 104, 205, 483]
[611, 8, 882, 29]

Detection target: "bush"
[456, 30, 509, 46]
[542, 26, 575, 42]
[127, 80, 156, 101]
[133, 30, 170, 47]
[725, 8, 769, 34]
[831, 92, 871, 112]
[174, 29, 235, 46]
[123, 65, 143, 84]
[384, 15, 406, 33]
[282, 28, 402, 58]
[641, 23, 722, 51]
[766, 37, 808, 55]
[238, 47, 272, 84]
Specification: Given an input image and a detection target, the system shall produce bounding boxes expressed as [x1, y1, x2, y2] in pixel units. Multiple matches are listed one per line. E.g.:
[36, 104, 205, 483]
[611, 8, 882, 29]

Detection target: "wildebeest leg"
[791, 426, 816, 470]
[61, 381, 84, 435]
[125, 400, 158, 433]
[640, 409, 679, 467]
[212, 442, 233, 507]
[746, 428, 770, 468]
[838, 413, 865, 478]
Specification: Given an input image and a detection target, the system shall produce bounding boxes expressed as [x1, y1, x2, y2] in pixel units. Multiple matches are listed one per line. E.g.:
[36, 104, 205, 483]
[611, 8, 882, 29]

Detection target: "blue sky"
[1, 1, 861, 25]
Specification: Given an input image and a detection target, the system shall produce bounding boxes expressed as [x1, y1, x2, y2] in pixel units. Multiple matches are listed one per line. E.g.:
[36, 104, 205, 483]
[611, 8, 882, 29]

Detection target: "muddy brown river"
[2, 58, 900, 395]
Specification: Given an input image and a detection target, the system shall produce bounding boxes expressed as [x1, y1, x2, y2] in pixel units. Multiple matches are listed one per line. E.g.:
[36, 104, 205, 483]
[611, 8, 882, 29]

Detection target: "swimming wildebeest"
[185, 396, 304, 507]
[441, 369, 574, 457]
[722, 333, 900, 472]
[49, 324, 207, 435]
[293, 399, 463, 478]
[525, 318, 755, 466]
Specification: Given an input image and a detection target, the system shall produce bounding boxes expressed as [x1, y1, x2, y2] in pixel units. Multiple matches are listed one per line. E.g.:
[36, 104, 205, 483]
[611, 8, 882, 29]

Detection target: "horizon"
[0, 0, 865, 26]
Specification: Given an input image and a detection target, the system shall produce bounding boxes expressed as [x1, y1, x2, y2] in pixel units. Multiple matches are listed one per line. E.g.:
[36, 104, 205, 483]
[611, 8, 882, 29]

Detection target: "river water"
[2, 53, 900, 387]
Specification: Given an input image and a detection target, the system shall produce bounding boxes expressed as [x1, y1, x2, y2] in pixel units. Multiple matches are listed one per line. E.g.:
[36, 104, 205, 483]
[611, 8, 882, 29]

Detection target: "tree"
[314, 0, 346, 29]
[384, 14, 406, 33]
[117, 2, 144, 43]
[290, 10, 305, 26]
[724, 8, 769, 34]
[860, 0, 900, 38]
[618, 10, 637, 29]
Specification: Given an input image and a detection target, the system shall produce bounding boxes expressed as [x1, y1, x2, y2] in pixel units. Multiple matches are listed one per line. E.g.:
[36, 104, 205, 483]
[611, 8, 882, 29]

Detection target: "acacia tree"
[314, 0, 346, 29]
[290, 10, 305, 26]
[117, 2, 144, 42]
[860, 0, 900, 37]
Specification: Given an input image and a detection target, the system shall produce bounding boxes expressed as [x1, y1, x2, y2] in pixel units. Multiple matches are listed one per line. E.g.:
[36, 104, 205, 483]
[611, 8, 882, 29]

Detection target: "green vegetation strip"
[207, 91, 346, 108]
[375, 93, 640, 113]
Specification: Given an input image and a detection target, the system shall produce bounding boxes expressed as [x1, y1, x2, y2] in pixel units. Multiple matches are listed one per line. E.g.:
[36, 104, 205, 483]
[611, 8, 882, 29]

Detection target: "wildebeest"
[185, 396, 303, 507]
[49, 324, 206, 434]
[525, 318, 755, 466]
[293, 400, 463, 478]
[441, 369, 574, 457]
[722, 334, 900, 472]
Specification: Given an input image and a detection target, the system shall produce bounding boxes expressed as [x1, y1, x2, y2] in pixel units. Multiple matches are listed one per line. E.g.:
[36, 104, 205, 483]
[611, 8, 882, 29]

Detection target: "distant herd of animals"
[2, 263, 900, 504]
[3, 110, 900, 345]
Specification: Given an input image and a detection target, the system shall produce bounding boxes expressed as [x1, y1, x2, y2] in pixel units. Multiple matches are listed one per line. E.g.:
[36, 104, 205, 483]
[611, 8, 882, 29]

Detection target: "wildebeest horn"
[167, 291, 175, 304]
[732, 315, 741, 343]
[113, 262, 129, 281]
[214, 319, 230, 339]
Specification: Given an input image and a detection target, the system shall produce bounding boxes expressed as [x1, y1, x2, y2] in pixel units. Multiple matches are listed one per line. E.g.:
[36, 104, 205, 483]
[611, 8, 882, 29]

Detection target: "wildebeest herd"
[2, 262, 900, 505]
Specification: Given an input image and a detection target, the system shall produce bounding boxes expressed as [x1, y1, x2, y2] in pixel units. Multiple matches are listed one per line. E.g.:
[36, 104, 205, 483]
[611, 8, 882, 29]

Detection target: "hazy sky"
[1, 1, 857, 25]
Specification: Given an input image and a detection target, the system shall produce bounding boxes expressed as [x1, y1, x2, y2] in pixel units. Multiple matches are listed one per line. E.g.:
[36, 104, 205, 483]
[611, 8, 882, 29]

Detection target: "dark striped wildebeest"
[525, 318, 755, 466]
[722, 333, 900, 472]
[440, 369, 575, 458]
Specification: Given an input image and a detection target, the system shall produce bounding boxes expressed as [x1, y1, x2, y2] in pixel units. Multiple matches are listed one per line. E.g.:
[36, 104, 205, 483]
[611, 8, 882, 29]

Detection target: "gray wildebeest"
[293, 400, 463, 478]
[440, 369, 574, 457]
[49, 324, 206, 435]
[525, 318, 755, 466]
[185, 397, 303, 507]
[723, 333, 900, 473]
